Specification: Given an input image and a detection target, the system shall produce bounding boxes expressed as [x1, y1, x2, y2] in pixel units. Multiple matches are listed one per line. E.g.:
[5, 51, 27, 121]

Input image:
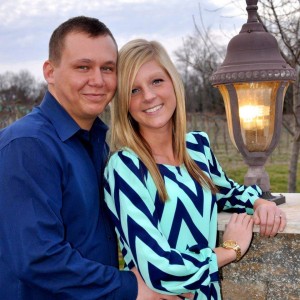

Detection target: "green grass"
[220, 162, 298, 193]
[214, 144, 300, 193]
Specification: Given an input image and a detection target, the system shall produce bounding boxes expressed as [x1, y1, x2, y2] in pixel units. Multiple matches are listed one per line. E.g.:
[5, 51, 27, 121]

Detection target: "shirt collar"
[39, 91, 108, 142]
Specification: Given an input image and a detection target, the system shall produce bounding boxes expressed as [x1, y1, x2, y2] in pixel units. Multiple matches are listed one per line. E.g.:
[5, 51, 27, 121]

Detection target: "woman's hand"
[131, 267, 194, 300]
[223, 213, 254, 256]
[215, 213, 253, 267]
[253, 198, 286, 237]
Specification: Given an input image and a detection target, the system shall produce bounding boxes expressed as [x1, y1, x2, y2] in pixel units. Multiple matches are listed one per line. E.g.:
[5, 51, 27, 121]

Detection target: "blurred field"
[186, 113, 300, 193]
[7, 106, 297, 192]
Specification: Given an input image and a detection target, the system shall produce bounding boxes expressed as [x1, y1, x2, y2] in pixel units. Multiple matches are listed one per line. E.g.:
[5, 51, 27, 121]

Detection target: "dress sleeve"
[104, 150, 219, 295]
[0, 138, 137, 300]
[194, 131, 262, 214]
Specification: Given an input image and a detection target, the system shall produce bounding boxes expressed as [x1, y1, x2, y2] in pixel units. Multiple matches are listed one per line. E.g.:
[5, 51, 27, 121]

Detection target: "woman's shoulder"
[106, 148, 141, 169]
[186, 131, 211, 146]
[185, 131, 213, 163]
[105, 148, 149, 183]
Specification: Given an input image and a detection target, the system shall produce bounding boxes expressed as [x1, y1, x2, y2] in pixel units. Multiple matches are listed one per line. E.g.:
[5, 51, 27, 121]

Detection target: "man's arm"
[0, 138, 137, 299]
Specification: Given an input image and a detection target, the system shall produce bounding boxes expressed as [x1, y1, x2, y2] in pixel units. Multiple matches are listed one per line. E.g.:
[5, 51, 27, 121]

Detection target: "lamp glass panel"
[218, 84, 238, 149]
[234, 81, 280, 152]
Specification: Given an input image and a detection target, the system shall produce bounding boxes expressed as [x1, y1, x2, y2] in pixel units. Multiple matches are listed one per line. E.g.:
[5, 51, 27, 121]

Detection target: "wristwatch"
[222, 240, 242, 262]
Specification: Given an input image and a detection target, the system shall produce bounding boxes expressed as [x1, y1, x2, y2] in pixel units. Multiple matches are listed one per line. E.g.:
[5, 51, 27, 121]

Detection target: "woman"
[104, 39, 286, 299]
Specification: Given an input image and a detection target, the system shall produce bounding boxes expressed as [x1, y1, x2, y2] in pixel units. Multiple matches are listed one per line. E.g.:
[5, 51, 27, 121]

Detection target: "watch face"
[224, 240, 237, 248]
[223, 240, 241, 262]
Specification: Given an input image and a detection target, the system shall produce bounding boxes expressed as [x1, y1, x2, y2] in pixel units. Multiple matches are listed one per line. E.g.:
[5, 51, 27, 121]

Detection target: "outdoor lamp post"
[210, 0, 296, 205]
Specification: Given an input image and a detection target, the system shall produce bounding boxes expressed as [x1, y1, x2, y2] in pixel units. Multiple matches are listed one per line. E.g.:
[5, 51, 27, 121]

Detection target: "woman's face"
[128, 59, 177, 136]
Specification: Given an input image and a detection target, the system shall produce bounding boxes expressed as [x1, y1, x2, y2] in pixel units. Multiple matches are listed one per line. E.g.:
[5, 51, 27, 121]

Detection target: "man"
[0, 16, 192, 300]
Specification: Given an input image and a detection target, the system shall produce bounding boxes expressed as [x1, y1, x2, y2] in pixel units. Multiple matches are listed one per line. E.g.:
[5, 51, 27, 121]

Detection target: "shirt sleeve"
[194, 131, 262, 214]
[104, 150, 219, 295]
[0, 138, 137, 300]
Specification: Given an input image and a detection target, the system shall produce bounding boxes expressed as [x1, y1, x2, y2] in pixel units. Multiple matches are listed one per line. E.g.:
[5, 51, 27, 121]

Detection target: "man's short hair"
[49, 16, 117, 65]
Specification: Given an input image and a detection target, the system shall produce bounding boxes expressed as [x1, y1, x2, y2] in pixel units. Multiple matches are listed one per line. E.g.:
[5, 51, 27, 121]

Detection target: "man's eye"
[102, 66, 114, 72]
[78, 66, 89, 70]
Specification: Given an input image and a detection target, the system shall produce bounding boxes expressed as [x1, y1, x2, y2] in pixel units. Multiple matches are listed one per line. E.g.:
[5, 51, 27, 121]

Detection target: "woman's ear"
[43, 60, 55, 84]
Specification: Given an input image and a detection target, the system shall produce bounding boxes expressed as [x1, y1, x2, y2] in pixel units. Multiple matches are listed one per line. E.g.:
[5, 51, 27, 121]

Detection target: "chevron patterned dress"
[104, 131, 262, 299]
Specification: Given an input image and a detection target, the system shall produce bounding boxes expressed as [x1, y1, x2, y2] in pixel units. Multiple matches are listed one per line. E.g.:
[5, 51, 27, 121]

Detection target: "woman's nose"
[143, 86, 156, 101]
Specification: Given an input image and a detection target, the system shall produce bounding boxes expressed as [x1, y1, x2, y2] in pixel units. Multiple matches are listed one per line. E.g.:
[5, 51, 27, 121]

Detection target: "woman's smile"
[144, 104, 163, 113]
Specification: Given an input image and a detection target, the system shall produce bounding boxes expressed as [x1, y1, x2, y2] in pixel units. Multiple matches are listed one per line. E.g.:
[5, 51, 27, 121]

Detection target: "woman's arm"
[192, 132, 262, 213]
[194, 132, 286, 237]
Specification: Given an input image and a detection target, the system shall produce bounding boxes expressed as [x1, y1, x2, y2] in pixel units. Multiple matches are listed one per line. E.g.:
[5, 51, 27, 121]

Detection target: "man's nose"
[89, 69, 104, 86]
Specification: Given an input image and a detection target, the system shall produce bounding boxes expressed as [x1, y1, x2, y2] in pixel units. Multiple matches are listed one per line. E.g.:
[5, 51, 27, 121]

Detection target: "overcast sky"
[0, 0, 248, 81]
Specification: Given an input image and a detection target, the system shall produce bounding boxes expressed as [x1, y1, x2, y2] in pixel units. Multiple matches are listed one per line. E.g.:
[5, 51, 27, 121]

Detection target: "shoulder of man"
[0, 108, 53, 150]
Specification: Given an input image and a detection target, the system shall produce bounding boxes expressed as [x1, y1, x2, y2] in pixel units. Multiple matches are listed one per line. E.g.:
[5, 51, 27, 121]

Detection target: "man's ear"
[43, 60, 55, 84]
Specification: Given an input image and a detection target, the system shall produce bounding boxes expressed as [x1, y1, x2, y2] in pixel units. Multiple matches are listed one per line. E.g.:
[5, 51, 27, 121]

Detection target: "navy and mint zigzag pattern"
[104, 131, 261, 299]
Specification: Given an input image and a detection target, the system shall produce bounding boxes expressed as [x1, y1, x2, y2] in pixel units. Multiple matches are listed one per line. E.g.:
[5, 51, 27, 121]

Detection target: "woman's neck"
[141, 129, 180, 166]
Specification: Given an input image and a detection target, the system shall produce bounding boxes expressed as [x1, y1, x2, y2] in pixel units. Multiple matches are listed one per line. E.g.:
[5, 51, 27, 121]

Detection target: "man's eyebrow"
[72, 58, 92, 64]
[103, 60, 117, 65]
[72, 59, 116, 65]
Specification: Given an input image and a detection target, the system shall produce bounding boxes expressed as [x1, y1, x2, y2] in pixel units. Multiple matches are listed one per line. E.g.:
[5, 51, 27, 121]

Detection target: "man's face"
[44, 32, 117, 130]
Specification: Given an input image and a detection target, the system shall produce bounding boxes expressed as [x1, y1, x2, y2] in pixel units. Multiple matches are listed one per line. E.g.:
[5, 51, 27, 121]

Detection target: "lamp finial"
[246, 0, 258, 23]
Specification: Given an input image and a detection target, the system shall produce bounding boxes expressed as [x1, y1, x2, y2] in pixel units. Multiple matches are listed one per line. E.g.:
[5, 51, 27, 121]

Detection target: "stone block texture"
[219, 232, 300, 300]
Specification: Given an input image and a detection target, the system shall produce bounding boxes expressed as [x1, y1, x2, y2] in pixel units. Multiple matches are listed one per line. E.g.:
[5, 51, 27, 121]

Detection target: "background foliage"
[0, 0, 299, 192]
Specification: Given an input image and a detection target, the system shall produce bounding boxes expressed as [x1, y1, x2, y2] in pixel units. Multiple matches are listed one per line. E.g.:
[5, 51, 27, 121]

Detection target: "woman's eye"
[131, 88, 140, 95]
[153, 79, 163, 85]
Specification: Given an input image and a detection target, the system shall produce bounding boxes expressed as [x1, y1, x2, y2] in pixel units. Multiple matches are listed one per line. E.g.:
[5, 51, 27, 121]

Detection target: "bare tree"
[174, 6, 225, 114]
[0, 70, 46, 128]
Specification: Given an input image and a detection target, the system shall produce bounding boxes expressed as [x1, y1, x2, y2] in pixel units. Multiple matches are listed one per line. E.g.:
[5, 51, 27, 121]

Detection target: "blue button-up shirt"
[0, 91, 137, 299]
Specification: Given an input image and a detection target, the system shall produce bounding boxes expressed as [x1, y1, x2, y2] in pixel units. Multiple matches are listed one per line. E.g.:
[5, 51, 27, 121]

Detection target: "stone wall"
[219, 232, 300, 300]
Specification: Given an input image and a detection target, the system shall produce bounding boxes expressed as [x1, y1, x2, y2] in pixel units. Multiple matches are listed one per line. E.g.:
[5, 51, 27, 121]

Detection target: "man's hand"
[131, 267, 194, 300]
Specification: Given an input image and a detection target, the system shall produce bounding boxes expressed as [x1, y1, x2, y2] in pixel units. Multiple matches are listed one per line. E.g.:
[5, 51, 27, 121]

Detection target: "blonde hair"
[111, 39, 217, 201]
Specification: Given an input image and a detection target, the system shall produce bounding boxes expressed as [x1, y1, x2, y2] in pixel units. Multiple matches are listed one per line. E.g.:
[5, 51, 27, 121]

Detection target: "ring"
[275, 215, 281, 218]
